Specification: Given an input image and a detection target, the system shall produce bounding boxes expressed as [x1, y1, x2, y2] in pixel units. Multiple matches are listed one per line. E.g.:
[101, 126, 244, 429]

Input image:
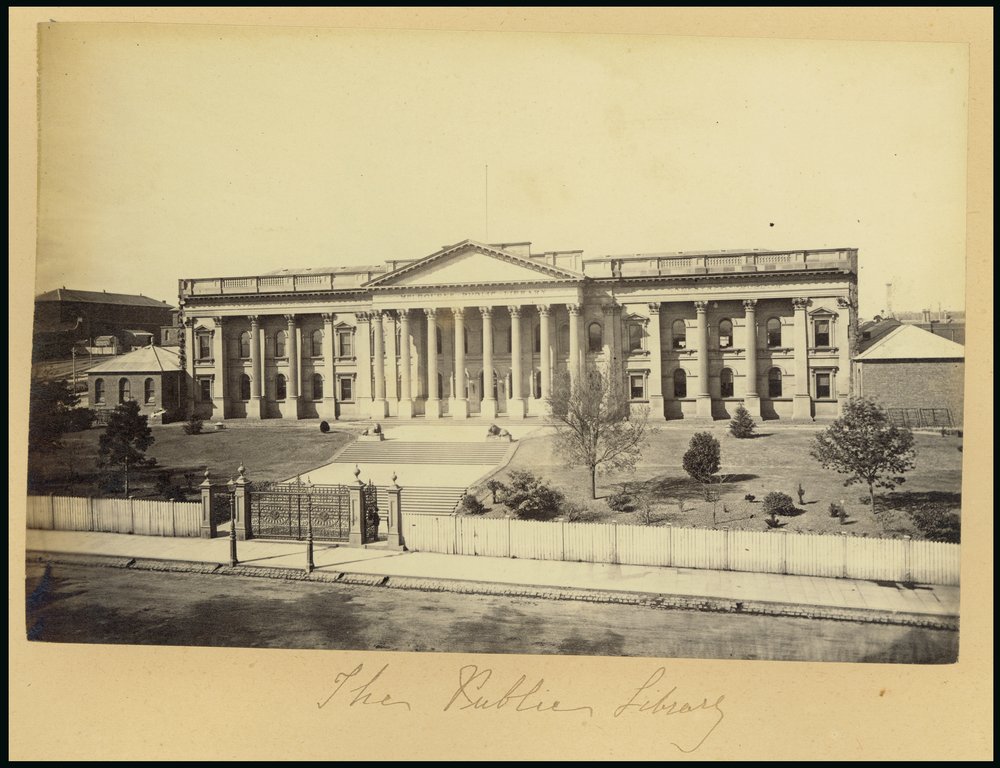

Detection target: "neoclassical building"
[177, 239, 858, 422]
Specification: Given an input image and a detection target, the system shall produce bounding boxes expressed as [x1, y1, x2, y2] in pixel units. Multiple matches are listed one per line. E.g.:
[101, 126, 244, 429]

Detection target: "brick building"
[853, 320, 965, 428]
[33, 288, 174, 360]
[178, 238, 859, 423]
[87, 345, 184, 420]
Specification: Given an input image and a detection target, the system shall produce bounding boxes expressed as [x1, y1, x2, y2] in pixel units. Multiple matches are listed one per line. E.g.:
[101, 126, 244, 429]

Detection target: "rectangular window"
[629, 373, 646, 401]
[198, 377, 212, 401]
[337, 330, 354, 358]
[628, 323, 643, 353]
[338, 376, 354, 402]
[197, 334, 212, 360]
[815, 372, 832, 399]
[814, 319, 831, 347]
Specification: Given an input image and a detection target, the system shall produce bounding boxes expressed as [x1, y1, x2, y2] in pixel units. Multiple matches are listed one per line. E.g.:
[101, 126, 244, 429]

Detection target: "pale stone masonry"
[178, 239, 858, 422]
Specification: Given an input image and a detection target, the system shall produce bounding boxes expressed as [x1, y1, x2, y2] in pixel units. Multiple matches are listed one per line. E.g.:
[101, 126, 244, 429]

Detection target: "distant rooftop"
[87, 345, 183, 374]
[36, 287, 173, 309]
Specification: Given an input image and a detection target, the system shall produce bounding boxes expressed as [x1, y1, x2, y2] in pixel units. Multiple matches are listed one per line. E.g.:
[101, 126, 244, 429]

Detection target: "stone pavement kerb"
[24, 529, 959, 628]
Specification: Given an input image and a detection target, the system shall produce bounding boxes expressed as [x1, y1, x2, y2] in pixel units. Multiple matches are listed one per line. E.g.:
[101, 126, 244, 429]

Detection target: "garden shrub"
[762, 491, 797, 517]
[911, 507, 961, 543]
[728, 404, 756, 438]
[320, 420, 330, 433]
[460, 494, 488, 515]
[183, 415, 203, 435]
[501, 470, 564, 521]
[606, 491, 634, 513]
[67, 408, 97, 432]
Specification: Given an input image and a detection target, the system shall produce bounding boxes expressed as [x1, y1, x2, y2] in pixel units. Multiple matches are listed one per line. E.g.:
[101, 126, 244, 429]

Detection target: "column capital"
[479, 306, 493, 317]
[647, 302, 661, 315]
[248, 314, 260, 326]
[836, 297, 852, 309]
[693, 301, 709, 313]
[601, 301, 618, 315]
[283, 314, 297, 325]
[182, 317, 195, 329]
[212, 316, 225, 325]
[507, 305, 522, 318]
[742, 299, 758, 311]
[792, 297, 810, 311]
[320, 312, 335, 323]
[451, 306, 465, 318]
[567, 303, 581, 316]
[370, 309, 385, 322]
[423, 307, 437, 319]
[397, 308, 410, 322]
[536, 304, 551, 316]
[354, 311, 371, 323]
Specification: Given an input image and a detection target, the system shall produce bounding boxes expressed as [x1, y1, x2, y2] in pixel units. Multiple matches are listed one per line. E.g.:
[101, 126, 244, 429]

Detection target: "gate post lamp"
[227, 477, 238, 566]
[303, 476, 314, 575]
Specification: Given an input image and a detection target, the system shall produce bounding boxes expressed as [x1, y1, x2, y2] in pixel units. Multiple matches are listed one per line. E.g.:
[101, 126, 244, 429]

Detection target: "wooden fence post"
[453, 514, 459, 555]
[723, 528, 730, 571]
[49, 493, 56, 530]
[170, 501, 177, 537]
[841, 532, 849, 579]
[88, 496, 95, 532]
[560, 520, 566, 562]
[902, 535, 912, 582]
[611, 521, 619, 565]
[129, 497, 135, 534]
[506, 516, 512, 558]
[666, 523, 673, 567]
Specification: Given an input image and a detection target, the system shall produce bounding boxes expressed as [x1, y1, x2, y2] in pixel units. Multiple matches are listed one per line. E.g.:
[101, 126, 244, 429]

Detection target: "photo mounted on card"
[24, 19, 968, 681]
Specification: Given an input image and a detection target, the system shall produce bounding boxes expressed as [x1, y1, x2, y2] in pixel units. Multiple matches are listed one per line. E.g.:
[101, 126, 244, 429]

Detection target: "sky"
[35, 24, 969, 317]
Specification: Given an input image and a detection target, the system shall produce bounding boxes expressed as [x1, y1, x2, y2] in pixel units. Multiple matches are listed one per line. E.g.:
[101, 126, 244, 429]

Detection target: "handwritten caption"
[317, 663, 725, 753]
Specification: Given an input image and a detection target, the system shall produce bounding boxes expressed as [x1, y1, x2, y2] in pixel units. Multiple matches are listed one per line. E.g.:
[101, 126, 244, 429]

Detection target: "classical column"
[647, 303, 665, 419]
[257, 321, 267, 401]
[284, 314, 300, 419]
[567, 304, 581, 389]
[424, 308, 440, 419]
[247, 315, 263, 419]
[398, 310, 414, 419]
[836, 297, 853, 415]
[452, 307, 468, 419]
[354, 312, 373, 406]
[370, 310, 388, 418]
[694, 301, 712, 418]
[538, 304, 552, 412]
[211, 317, 226, 419]
[183, 318, 196, 415]
[508, 306, 525, 419]
[742, 299, 761, 419]
[792, 297, 812, 420]
[321, 313, 337, 420]
[479, 306, 496, 419]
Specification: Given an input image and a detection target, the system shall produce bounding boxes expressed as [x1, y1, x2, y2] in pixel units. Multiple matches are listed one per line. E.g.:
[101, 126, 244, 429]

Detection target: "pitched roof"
[857, 318, 903, 352]
[87, 345, 183, 374]
[854, 323, 965, 361]
[35, 288, 173, 309]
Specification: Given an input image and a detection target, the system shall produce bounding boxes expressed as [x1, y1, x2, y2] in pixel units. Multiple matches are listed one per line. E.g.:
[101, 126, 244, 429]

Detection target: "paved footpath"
[24, 529, 959, 628]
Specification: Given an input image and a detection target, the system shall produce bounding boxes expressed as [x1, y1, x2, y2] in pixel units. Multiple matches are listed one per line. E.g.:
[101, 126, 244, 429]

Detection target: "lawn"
[470, 424, 964, 540]
[26, 420, 356, 502]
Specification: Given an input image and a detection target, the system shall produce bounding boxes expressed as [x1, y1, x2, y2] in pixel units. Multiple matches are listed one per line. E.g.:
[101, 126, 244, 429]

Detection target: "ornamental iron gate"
[363, 480, 380, 542]
[248, 480, 351, 541]
[210, 487, 234, 526]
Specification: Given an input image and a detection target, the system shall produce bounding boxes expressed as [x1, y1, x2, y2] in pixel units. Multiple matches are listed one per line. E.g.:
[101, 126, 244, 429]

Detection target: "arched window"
[719, 319, 733, 349]
[94, 378, 105, 404]
[628, 322, 643, 352]
[311, 329, 323, 358]
[118, 378, 131, 403]
[558, 324, 569, 356]
[238, 331, 251, 358]
[673, 369, 687, 398]
[768, 368, 783, 398]
[671, 319, 687, 349]
[588, 322, 603, 353]
[144, 377, 155, 404]
[275, 374, 287, 401]
[766, 318, 782, 348]
[275, 330, 287, 358]
[533, 323, 541, 353]
[312, 373, 323, 401]
[720, 368, 734, 398]
[394, 324, 402, 356]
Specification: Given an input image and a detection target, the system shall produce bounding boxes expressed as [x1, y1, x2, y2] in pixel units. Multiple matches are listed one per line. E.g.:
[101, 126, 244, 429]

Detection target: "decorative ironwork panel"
[248, 481, 350, 541]
[363, 481, 380, 543]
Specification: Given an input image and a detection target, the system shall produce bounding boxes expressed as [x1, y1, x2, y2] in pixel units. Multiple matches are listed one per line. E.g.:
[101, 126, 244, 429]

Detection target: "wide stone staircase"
[335, 441, 510, 466]
[336, 440, 512, 515]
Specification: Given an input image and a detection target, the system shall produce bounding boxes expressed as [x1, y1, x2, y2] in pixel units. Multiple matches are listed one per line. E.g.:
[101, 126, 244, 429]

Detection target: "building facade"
[177, 239, 858, 422]
[87, 345, 184, 420]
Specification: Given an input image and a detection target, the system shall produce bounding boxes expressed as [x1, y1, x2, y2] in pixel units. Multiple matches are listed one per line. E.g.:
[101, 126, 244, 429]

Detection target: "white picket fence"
[403, 515, 961, 586]
[27, 495, 202, 537]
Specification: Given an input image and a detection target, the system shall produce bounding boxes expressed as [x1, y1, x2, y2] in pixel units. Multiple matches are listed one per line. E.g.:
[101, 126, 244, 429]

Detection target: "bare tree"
[547, 370, 654, 499]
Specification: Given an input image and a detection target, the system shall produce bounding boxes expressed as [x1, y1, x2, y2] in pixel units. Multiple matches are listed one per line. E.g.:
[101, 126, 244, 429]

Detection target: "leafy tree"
[910, 507, 960, 543]
[762, 491, 796, 517]
[810, 398, 917, 517]
[98, 400, 155, 497]
[28, 377, 82, 453]
[547, 370, 653, 499]
[496, 470, 564, 521]
[682, 432, 721, 484]
[728, 404, 756, 438]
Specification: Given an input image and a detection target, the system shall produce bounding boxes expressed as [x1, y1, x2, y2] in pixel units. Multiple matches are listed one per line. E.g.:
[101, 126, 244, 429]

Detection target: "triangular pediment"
[365, 240, 583, 288]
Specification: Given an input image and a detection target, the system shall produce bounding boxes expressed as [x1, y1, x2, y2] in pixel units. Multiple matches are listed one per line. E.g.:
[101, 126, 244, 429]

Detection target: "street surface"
[25, 563, 957, 663]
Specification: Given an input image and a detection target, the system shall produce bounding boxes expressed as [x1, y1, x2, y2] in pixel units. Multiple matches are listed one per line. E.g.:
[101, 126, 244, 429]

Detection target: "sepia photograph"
[11, 8, 992, 762]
